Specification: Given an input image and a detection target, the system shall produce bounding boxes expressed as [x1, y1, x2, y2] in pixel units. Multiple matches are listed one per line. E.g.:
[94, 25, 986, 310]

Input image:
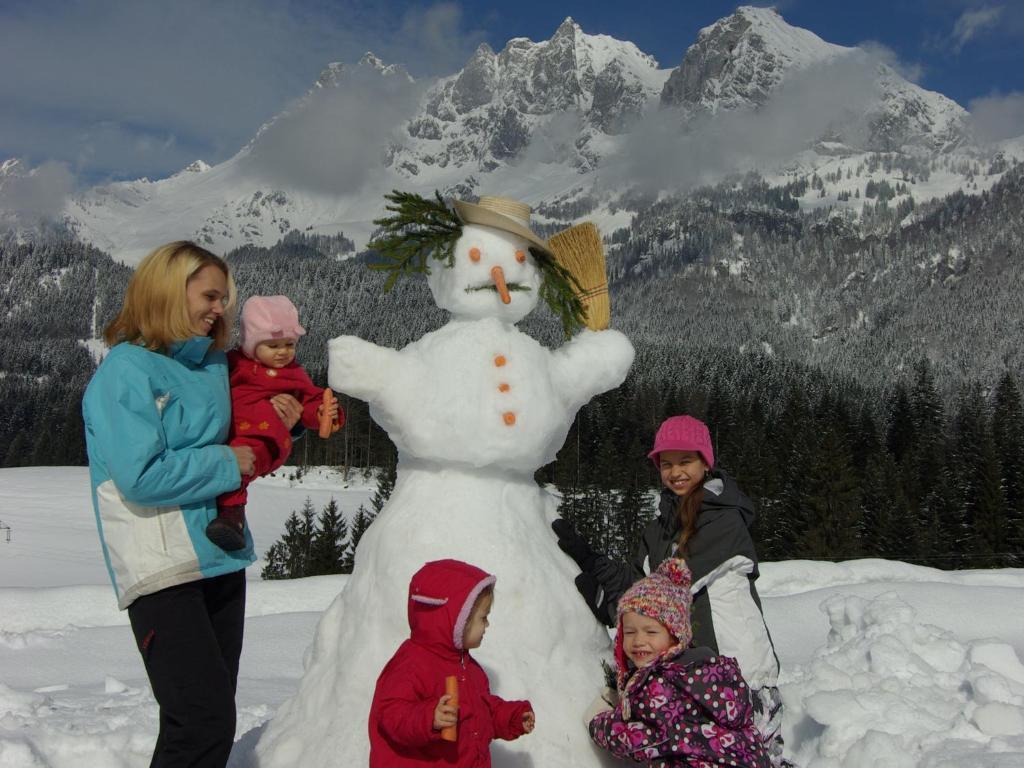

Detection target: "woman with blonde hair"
[83, 241, 300, 767]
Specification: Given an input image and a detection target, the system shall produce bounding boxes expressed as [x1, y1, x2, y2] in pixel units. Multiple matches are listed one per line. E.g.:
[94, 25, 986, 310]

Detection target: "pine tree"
[953, 383, 1009, 567]
[261, 541, 289, 580]
[992, 371, 1024, 563]
[798, 421, 861, 559]
[885, 382, 914, 463]
[310, 498, 349, 575]
[3, 432, 30, 467]
[609, 475, 653, 562]
[904, 360, 952, 563]
[860, 452, 907, 559]
[371, 463, 396, 516]
[280, 499, 317, 578]
[343, 504, 374, 573]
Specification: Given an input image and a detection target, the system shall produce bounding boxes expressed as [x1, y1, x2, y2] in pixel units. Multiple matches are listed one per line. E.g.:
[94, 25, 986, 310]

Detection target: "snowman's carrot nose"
[490, 265, 511, 304]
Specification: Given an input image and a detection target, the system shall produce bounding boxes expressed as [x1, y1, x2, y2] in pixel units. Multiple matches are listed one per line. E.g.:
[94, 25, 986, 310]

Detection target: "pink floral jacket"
[589, 648, 770, 767]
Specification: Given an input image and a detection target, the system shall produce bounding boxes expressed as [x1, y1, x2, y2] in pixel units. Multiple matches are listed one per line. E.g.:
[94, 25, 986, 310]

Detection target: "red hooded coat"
[369, 559, 533, 767]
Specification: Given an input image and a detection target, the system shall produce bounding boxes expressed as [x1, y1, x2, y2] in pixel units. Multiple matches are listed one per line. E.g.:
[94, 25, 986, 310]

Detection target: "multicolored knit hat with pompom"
[613, 558, 693, 693]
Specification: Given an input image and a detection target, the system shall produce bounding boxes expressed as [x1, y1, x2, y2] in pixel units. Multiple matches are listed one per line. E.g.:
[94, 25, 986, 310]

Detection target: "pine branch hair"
[368, 189, 586, 337]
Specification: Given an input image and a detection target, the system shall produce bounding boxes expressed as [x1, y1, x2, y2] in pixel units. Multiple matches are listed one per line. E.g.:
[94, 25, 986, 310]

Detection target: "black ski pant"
[128, 570, 246, 768]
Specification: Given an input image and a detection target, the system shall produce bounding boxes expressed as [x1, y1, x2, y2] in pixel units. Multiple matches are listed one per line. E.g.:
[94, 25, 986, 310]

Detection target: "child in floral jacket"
[589, 558, 769, 767]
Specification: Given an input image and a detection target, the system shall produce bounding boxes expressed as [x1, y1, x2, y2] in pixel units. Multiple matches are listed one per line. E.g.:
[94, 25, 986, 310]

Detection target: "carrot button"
[494, 355, 506, 367]
[503, 412, 516, 426]
[469, 247, 481, 262]
[498, 383, 510, 392]
[515, 249, 526, 263]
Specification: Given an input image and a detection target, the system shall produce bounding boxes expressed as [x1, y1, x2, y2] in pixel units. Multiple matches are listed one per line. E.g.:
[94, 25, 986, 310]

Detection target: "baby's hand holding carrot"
[317, 388, 341, 438]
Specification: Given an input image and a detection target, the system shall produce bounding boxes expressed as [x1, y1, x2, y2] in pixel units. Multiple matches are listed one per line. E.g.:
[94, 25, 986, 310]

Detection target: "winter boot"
[206, 506, 247, 551]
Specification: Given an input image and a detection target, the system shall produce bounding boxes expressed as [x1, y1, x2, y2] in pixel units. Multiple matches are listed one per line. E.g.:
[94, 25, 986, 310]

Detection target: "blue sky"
[1, 0, 1022, 185]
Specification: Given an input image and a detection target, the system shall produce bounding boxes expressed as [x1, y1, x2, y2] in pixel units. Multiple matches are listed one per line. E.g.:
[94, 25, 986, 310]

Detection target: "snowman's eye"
[515, 250, 526, 263]
[469, 247, 482, 263]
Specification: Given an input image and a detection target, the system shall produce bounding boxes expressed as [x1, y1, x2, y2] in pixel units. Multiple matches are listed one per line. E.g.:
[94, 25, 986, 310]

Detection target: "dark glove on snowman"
[551, 518, 599, 572]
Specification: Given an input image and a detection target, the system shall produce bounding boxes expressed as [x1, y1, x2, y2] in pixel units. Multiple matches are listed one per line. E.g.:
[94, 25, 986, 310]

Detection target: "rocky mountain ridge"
[1, 6, 1010, 265]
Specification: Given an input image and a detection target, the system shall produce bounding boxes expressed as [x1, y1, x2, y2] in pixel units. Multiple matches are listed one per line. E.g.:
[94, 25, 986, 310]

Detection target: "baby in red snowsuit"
[207, 295, 342, 551]
[369, 559, 535, 767]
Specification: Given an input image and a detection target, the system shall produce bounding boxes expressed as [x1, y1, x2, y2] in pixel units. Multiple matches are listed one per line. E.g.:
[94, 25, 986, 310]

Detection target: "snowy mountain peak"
[659, 5, 968, 153]
[661, 5, 848, 112]
[358, 52, 412, 81]
[394, 17, 667, 176]
[315, 62, 345, 89]
[1, 158, 26, 177]
[176, 160, 210, 176]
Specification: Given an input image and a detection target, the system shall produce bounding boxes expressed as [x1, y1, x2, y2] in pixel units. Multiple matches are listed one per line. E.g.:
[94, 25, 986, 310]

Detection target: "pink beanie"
[239, 295, 306, 359]
[647, 415, 714, 468]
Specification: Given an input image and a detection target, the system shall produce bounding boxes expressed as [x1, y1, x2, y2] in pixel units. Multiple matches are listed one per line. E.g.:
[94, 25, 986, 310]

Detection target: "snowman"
[256, 195, 634, 767]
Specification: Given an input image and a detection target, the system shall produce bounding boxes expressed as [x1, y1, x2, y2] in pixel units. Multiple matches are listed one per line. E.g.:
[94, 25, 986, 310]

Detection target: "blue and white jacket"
[83, 336, 255, 609]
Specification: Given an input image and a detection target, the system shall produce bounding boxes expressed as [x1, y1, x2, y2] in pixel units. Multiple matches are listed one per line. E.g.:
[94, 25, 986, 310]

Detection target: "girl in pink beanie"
[554, 414, 788, 765]
[208, 295, 343, 551]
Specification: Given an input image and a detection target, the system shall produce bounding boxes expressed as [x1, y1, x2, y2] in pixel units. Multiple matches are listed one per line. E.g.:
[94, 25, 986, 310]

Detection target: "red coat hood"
[408, 559, 496, 658]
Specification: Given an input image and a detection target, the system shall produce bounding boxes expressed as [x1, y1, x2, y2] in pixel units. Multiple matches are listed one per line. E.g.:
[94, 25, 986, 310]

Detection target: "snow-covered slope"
[1, 467, 1023, 767]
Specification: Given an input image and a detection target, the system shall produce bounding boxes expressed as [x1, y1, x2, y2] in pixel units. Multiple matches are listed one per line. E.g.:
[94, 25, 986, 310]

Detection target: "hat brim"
[453, 200, 552, 256]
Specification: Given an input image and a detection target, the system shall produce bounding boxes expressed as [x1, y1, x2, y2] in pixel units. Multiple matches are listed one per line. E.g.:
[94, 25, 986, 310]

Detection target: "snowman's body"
[346, 316, 629, 473]
[256, 221, 634, 766]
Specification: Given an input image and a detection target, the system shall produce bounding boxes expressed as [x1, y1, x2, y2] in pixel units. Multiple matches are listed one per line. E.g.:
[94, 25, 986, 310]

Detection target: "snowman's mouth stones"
[464, 283, 531, 294]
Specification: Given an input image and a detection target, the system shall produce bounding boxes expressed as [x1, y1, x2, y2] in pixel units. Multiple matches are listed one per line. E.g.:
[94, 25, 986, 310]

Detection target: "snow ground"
[1, 467, 1023, 767]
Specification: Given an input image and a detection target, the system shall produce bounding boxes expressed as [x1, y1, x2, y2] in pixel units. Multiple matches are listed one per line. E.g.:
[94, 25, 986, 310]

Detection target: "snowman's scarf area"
[369, 189, 586, 336]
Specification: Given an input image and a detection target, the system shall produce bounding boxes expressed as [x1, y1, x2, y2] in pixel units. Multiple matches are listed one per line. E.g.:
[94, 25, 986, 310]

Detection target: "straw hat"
[452, 196, 551, 255]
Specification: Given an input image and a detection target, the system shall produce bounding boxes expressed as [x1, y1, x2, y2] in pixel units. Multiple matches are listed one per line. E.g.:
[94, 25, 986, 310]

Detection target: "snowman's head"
[427, 222, 542, 323]
[371, 191, 586, 334]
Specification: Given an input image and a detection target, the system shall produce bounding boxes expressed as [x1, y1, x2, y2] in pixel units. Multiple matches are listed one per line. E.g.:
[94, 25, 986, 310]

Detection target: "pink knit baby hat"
[647, 415, 714, 469]
[239, 295, 306, 359]
[617, 558, 693, 648]
[614, 558, 693, 690]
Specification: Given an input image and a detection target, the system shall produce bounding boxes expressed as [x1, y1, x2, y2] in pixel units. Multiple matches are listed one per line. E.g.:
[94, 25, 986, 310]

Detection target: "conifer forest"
[4, 163, 1024, 569]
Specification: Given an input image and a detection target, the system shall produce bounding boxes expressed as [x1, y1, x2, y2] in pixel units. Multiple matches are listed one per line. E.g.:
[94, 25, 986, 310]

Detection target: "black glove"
[574, 572, 613, 627]
[551, 518, 599, 572]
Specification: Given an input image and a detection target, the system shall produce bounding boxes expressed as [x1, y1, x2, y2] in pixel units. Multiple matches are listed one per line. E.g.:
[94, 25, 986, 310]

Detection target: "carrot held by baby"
[318, 388, 341, 438]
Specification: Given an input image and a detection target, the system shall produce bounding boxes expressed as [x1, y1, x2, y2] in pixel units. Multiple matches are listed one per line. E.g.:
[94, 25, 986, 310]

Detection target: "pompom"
[656, 557, 692, 589]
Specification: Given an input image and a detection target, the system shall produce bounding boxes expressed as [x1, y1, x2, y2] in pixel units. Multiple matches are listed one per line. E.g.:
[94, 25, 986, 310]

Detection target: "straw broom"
[547, 222, 609, 331]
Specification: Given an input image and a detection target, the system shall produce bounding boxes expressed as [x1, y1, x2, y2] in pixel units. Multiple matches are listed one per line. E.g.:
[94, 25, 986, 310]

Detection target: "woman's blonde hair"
[104, 241, 236, 351]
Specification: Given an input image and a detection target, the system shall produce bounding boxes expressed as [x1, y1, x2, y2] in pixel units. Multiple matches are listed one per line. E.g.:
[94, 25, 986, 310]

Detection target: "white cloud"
[243, 66, 424, 197]
[0, 0, 484, 182]
[603, 50, 882, 194]
[968, 91, 1024, 142]
[0, 161, 75, 224]
[858, 41, 924, 84]
[951, 5, 1004, 52]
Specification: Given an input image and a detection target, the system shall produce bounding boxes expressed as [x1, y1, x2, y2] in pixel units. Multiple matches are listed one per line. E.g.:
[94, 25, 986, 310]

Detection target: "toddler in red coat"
[369, 559, 535, 767]
[206, 295, 342, 551]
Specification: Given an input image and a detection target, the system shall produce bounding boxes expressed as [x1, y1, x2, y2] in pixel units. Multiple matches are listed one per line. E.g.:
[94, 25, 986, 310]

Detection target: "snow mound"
[786, 591, 1024, 765]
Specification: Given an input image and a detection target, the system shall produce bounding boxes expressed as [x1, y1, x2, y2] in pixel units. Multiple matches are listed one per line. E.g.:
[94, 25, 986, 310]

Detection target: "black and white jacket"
[590, 471, 779, 689]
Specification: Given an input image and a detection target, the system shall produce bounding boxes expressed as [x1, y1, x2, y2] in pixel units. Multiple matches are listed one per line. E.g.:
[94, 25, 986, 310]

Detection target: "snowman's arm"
[549, 329, 635, 411]
[327, 334, 408, 407]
